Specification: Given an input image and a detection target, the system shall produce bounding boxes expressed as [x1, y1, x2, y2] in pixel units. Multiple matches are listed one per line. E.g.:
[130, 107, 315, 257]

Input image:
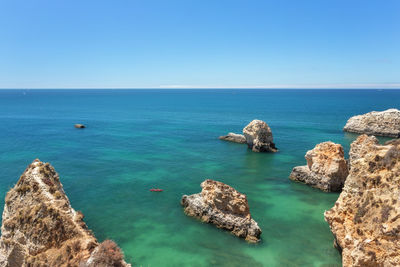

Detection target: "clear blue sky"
[0, 0, 399, 88]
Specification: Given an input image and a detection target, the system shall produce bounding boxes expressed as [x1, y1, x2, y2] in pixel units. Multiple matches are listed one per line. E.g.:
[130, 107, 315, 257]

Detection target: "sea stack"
[289, 141, 348, 192]
[243, 120, 277, 152]
[343, 109, 400, 137]
[75, 124, 86, 129]
[181, 179, 262, 242]
[324, 135, 400, 266]
[0, 159, 130, 267]
[218, 133, 246, 144]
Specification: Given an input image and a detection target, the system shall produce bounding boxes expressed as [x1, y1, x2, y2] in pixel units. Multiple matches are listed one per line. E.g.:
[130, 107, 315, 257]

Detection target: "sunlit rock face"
[343, 109, 400, 137]
[325, 135, 400, 267]
[181, 179, 262, 242]
[0, 159, 130, 267]
[290, 141, 349, 192]
[243, 120, 277, 152]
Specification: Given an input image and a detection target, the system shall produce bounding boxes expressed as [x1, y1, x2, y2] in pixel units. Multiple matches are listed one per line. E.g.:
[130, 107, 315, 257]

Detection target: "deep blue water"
[0, 89, 399, 266]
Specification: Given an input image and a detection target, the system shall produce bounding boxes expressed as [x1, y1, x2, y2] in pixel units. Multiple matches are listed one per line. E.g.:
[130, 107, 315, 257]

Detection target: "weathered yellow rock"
[325, 135, 400, 266]
[0, 159, 130, 267]
[343, 109, 400, 137]
[290, 141, 349, 192]
[181, 179, 261, 242]
[243, 119, 277, 152]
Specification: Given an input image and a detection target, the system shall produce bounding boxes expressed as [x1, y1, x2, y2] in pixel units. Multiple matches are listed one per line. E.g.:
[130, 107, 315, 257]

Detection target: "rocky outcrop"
[181, 179, 261, 242]
[219, 133, 246, 144]
[385, 138, 400, 146]
[324, 135, 400, 266]
[0, 159, 130, 267]
[242, 120, 277, 152]
[343, 109, 400, 137]
[290, 142, 348, 192]
[75, 124, 86, 129]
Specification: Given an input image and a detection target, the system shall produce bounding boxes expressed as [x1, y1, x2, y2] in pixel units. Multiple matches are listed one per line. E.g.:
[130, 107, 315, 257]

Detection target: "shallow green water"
[0, 89, 399, 266]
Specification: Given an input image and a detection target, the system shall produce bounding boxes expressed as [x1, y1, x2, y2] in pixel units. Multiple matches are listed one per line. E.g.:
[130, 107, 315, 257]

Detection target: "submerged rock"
[0, 159, 130, 267]
[324, 135, 400, 266]
[290, 141, 348, 192]
[219, 133, 246, 144]
[343, 108, 400, 137]
[242, 120, 277, 152]
[181, 179, 261, 242]
[75, 124, 86, 129]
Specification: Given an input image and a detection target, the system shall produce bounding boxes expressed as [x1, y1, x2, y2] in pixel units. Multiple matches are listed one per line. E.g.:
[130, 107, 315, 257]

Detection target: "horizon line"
[1, 87, 400, 90]
[1, 83, 400, 90]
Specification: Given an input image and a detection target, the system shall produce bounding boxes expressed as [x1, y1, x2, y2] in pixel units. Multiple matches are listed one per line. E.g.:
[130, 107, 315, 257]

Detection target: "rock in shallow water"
[75, 124, 86, 129]
[343, 108, 400, 137]
[0, 159, 130, 267]
[219, 132, 247, 144]
[290, 141, 348, 192]
[181, 179, 261, 242]
[243, 120, 277, 152]
[324, 135, 400, 266]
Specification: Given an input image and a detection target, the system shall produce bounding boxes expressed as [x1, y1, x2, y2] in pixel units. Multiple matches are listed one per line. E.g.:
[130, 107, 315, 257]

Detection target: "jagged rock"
[348, 135, 380, 164]
[343, 109, 400, 137]
[324, 135, 400, 266]
[289, 142, 348, 192]
[0, 159, 130, 267]
[219, 133, 246, 144]
[242, 120, 277, 152]
[181, 179, 261, 242]
[75, 124, 86, 129]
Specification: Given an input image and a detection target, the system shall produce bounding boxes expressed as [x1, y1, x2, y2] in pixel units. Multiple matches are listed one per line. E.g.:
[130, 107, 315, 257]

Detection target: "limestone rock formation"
[290, 141, 349, 192]
[324, 135, 400, 266]
[181, 179, 261, 242]
[242, 120, 277, 152]
[343, 109, 400, 137]
[385, 138, 400, 146]
[219, 133, 246, 144]
[75, 124, 86, 129]
[0, 159, 130, 267]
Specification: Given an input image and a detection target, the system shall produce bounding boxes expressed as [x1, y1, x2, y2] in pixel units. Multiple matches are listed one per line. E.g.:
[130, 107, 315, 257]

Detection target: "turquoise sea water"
[0, 89, 399, 266]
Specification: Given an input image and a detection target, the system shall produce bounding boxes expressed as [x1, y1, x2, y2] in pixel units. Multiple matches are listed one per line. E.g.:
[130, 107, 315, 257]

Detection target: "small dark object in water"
[75, 124, 86, 129]
[150, 189, 163, 192]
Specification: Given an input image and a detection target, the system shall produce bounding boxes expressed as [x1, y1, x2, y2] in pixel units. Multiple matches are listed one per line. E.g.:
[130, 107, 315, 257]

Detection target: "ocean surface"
[0, 89, 399, 266]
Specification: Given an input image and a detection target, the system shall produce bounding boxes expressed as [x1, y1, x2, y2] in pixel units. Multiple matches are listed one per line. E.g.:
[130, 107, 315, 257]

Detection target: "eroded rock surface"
[219, 133, 246, 144]
[181, 179, 261, 242]
[0, 159, 130, 267]
[324, 135, 400, 266]
[290, 142, 348, 192]
[343, 109, 400, 137]
[243, 120, 277, 152]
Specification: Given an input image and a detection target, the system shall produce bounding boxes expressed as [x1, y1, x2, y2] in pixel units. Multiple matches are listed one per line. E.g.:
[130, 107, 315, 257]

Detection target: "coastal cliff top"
[343, 108, 400, 137]
[0, 159, 130, 267]
[325, 135, 400, 266]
